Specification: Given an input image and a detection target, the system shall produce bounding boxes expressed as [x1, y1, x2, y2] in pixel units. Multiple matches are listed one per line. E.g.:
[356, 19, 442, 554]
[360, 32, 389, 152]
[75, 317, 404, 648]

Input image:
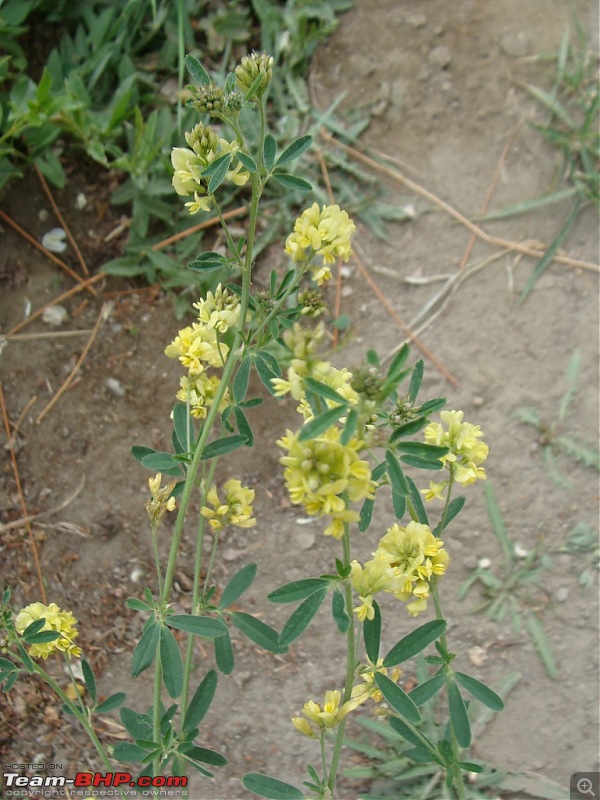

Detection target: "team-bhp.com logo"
[3, 771, 188, 794]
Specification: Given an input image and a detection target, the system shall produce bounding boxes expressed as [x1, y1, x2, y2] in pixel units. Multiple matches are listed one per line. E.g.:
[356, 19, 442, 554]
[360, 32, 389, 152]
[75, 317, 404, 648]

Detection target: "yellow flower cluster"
[165, 284, 238, 418]
[171, 123, 249, 215]
[351, 521, 449, 618]
[15, 602, 81, 660]
[271, 324, 359, 415]
[422, 410, 489, 501]
[285, 203, 356, 285]
[277, 426, 375, 539]
[146, 472, 177, 530]
[292, 689, 359, 738]
[200, 479, 256, 531]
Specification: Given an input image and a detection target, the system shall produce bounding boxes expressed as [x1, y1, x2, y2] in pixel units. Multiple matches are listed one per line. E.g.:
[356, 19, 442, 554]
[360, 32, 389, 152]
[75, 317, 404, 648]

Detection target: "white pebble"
[42, 305, 69, 327]
[106, 377, 126, 397]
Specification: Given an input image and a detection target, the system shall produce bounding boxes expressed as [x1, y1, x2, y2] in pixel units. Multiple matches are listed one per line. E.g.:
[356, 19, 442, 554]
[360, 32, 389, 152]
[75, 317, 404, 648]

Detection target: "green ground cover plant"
[0, 52, 505, 800]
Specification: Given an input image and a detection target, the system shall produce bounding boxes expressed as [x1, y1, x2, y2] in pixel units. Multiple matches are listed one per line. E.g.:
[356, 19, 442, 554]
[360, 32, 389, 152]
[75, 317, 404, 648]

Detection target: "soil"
[1, 1, 599, 799]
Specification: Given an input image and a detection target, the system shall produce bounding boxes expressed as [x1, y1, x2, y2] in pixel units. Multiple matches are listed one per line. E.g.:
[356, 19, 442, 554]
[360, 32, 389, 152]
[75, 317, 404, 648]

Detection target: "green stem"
[32, 661, 111, 771]
[151, 528, 164, 598]
[327, 518, 356, 795]
[431, 585, 466, 800]
[438, 474, 455, 534]
[153, 650, 163, 775]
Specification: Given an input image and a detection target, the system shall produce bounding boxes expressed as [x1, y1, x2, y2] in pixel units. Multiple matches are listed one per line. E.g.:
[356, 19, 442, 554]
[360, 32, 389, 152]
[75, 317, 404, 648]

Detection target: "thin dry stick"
[36, 302, 113, 424]
[458, 122, 523, 271]
[315, 148, 344, 345]
[0, 476, 86, 534]
[34, 163, 90, 276]
[4, 330, 94, 341]
[152, 205, 248, 251]
[4, 395, 37, 449]
[7, 272, 105, 336]
[0, 208, 98, 295]
[352, 243, 459, 387]
[0, 383, 46, 603]
[320, 131, 599, 273]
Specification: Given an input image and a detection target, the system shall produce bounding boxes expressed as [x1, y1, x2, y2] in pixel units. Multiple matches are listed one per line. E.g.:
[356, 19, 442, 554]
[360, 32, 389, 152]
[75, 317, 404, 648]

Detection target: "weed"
[512, 349, 600, 488]
[459, 483, 557, 678]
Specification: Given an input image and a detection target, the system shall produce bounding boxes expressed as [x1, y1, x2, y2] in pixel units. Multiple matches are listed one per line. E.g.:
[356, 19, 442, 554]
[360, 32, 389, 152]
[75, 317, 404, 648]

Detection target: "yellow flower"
[146, 473, 177, 530]
[285, 203, 356, 283]
[277, 426, 374, 537]
[176, 373, 230, 419]
[15, 602, 81, 660]
[165, 323, 228, 375]
[353, 659, 402, 704]
[292, 689, 361, 737]
[424, 410, 488, 487]
[193, 284, 240, 333]
[350, 559, 399, 620]
[421, 480, 448, 501]
[200, 479, 256, 531]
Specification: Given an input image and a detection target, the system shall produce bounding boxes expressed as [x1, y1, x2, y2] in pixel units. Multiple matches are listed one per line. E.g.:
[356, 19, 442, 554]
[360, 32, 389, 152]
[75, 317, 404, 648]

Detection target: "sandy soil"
[1, 1, 599, 798]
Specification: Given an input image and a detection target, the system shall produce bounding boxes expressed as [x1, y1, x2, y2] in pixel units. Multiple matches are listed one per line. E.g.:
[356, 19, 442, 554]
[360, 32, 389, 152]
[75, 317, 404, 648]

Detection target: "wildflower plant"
[0, 52, 504, 800]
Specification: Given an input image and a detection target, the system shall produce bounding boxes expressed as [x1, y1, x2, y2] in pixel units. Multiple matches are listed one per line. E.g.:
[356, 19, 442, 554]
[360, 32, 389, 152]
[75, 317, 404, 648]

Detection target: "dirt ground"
[1, 1, 599, 799]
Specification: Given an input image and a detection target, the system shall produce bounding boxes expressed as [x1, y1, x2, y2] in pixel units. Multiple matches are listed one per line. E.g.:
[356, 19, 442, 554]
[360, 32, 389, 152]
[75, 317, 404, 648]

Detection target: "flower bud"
[235, 51, 274, 98]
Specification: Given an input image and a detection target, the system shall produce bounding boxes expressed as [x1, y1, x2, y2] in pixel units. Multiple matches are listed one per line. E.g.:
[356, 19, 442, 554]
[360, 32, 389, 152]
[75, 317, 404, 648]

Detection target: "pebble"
[106, 377, 126, 397]
[42, 305, 69, 327]
[406, 13, 427, 27]
[556, 587, 570, 603]
[428, 45, 452, 69]
[296, 531, 316, 550]
[223, 547, 243, 562]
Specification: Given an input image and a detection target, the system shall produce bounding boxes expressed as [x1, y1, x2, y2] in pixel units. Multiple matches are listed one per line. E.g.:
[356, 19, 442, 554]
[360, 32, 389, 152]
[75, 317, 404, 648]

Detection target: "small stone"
[42, 305, 69, 327]
[406, 13, 427, 27]
[296, 531, 316, 550]
[473, 396, 484, 407]
[106, 377, 126, 397]
[556, 587, 570, 603]
[468, 646, 487, 667]
[223, 547, 242, 562]
[463, 555, 478, 570]
[428, 45, 452, 69]
[478, 557, 492, 569]
[75, 193, 87, 210]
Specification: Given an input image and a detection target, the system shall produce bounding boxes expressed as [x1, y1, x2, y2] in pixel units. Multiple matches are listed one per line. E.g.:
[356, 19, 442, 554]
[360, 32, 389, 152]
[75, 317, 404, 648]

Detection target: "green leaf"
[160, 626, 183, 698]
[233, 357, 251, 403]
[167, 615, 227, 639]
[33, 150, 65, 188]
[237, 152, 257, 173]
[186, 54, 211, 87]
[120, 706, 153, 739]
[126, 597, 153, 612]
[400, 455, 445, 470]
[0, 657, 17, 672]
[448, 681, 471, 747]
[132, 622, 159, 677]
[271, 173, 313, 192]
[395, 441, 448, 459]
[455, 672, 504, 711]
[275, 134, 313, 167]
[409, 672, 447, 706]
[392, 490, 406, 519]
[524, 611, 558, 678]
[389, 716, 429, 748]
[406, 476, 429, 525]
[112, 741, 148, 763]
[363, 599, 381, 662]
[279, 588, 327, 646]
[389, 418, 429, 441]
[268, 578, 330, 604]
[21, 619, 46, 638]
[140, 451, 180, 471]
[254, 353, 280, 395]
[208, 154, 233, 194]
[340, 408, 358, 445]
[374, 673, 421, 723]
[297, 404, 348, 441]
[408, 360, 424, 403]
[188, 252, 229, 273]
[263, 135, 276, 171]
[214, 631, 234, 674]
[358, 497, 375, 532]
[386, 449, 409, 496]
[234, 405, 253, 446]
[230, 612, 287, 653]
[243, 71, 265, 102]
[183, 669, 218, 732]
[81, 660, 96, 703]
[243, 773, 304, 800]
[387, 343, 410, 378]
[384, 619, 447, 667]
[172, 403, 193, 452]
[181, 745, 227, 767]
[435, 496, 465, 534]
[304, 376, 348, 405]
[219, 563, 258, 609]
[95, 692, 126, 713]
[201, 435, 248, 459]
[331, 587, 350, 633]
[24, 631, 60, 645]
